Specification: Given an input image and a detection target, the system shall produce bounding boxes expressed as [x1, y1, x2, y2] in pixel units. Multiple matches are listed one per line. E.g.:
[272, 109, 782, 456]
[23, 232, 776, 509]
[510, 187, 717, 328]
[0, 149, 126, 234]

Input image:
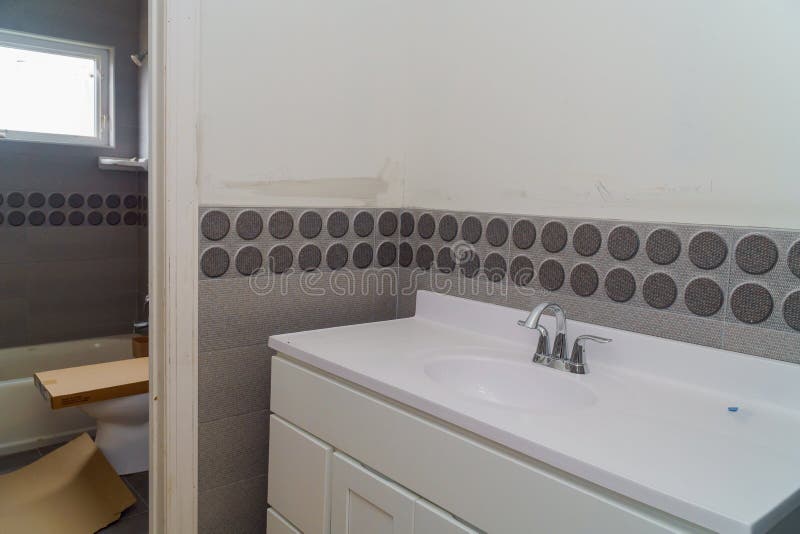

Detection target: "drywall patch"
[221, 176, 391, 203]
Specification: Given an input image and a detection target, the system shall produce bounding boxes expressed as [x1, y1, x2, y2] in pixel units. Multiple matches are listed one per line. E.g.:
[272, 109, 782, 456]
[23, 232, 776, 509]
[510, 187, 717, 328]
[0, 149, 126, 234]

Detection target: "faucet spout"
[517, 302, 568, 361]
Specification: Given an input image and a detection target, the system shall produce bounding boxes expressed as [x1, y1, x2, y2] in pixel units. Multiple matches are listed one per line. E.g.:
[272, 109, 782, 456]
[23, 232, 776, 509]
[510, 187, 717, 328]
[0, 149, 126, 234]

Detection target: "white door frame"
[148, 0, 199, 532]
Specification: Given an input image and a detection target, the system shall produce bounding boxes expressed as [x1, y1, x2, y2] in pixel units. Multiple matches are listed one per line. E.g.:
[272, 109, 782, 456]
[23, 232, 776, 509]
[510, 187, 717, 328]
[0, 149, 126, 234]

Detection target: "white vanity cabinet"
[267, 355, 705, 534]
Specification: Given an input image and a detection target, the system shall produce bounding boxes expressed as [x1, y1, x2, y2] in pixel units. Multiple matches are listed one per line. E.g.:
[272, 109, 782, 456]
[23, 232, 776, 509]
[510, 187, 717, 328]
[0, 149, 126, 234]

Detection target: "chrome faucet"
[517, 302, 611, 374]
[518, 302, 568, 363]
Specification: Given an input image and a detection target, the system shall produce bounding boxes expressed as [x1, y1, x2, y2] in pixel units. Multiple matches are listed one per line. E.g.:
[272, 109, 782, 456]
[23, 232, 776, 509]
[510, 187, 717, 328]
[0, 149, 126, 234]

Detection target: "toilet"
[34, 357, 149, 475]
[79, 392, 149, 474]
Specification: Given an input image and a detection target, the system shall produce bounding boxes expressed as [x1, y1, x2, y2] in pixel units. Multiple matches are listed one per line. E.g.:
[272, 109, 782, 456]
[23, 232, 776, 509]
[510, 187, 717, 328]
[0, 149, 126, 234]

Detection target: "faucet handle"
[574, 334, 612, 347]
[566, 335, 612, 374]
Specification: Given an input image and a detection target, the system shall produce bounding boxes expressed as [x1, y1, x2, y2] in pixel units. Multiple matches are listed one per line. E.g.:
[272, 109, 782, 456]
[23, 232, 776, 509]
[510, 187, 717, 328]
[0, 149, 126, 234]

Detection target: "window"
[0, 29, 112, 146]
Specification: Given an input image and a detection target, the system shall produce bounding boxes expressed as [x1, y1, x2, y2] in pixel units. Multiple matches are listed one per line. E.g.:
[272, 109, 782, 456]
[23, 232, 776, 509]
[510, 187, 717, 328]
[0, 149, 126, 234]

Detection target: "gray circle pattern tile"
[730, 283, 773, 324]
[106, 194, 121, 208]
[783, 291, 800, 331]
[68, 211, 85, 225]
[437, 247, 455, 273]
[49, 211, 65, 226]
[327, 211, 349, 238]
[88, 211, 103, 225]
[573, 224, 602, 257]
[512, 220, 536, 250]
[646, 229, 681, 265]
[354, 211, 374, 238]
[87, 194, 102, 208]
[438, 215, 458, 242]
[106, 211, 121, 225]
[399, 242, 413, 267]
[643, 272, 677, 309]
[570, 263, 599, 297]
[541, 221, 568, 253]
[298, 245, 322, 271]
[416, 244, 434, 270]
[299, 211, 322, 239]
[510, 256, 534, 286]
[735, 234, 778, 275]
[123, 195, 138, 209]
[268, 245, 294, 273]
[378, 211, 398, 236]
[418, 213, 435, 239]
[400, 212, 415, 237]
[268, 210, 294, 239]
[201, 210, 230, 241]
[604, 268, 636, 303]
[689, 231, 728, 270]
[484, 253, 507, 282]
[377, 242, 397, 267]
[684, 278, 724, 317]
[326, 243, 348, 270]
[68, 194, 84, 208]
[8, 192, 24, 208]
[8, 211, 25, 226]
[538, 259, 565, 291]
[486, 218, 509, 247]
[29, 211, 45, 226]
[48, 193, 65, 208]
[201, 248, 229, 278]
[124, 212, 139, 225]
[236, 246, 263, 275]
[353, 243, 373, 268]
[608, 226, 639, 261]
[789, 241, 800, 279]
[236, 210, 263, 240]
[28, 193, 45, 208]
[461, 216, 482, 244]
[459, 251, 481, 278]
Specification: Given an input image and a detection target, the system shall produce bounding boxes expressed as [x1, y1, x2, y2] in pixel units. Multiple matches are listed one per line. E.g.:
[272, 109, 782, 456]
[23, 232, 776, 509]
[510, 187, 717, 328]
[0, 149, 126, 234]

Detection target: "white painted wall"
[198, 1, 410, 207]
[198, 1, 800, 228]
[404, 0, 800, 228]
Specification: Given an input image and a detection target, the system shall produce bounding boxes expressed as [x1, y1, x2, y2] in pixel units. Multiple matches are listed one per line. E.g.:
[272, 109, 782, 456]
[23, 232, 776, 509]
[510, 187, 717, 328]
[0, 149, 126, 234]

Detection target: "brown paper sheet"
[0, 433, 135, 533]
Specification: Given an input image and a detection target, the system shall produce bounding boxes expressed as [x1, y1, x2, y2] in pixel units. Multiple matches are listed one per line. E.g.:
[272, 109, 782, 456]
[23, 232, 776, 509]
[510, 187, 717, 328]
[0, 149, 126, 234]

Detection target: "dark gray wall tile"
[199, 345, 271, 423]
[198, 476, 267, 534]
[198, 410, 269, 491]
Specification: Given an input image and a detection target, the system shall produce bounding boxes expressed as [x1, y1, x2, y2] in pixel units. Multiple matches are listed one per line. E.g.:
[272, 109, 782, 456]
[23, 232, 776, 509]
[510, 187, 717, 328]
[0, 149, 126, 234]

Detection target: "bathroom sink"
[424, 355, 597, 414]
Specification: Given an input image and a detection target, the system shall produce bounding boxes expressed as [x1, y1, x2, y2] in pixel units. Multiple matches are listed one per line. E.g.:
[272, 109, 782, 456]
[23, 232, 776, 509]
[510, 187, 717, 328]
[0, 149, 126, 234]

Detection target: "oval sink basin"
[424, 356, 597, 414]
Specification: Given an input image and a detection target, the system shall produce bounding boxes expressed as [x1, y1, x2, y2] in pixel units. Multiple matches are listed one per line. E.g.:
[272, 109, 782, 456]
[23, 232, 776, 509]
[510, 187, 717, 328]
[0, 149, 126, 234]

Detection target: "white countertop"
[269, 291, 800, 533]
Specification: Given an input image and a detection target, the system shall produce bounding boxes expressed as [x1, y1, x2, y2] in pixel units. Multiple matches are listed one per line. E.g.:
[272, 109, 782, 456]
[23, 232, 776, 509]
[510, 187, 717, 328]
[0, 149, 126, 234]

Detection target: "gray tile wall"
[197, 207, 396, 533]
[0, 0, 147, 349]
[198, 205, 800, 532]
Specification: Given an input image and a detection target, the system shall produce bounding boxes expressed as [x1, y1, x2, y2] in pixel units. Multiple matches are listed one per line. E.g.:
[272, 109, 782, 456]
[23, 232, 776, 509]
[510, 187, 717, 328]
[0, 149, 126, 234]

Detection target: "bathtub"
[0, 335, 133, 456]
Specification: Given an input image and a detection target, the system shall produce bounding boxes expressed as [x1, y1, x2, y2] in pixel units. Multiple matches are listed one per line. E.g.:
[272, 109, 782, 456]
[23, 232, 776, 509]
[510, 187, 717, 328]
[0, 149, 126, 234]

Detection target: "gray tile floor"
[0, 440, 148, 533]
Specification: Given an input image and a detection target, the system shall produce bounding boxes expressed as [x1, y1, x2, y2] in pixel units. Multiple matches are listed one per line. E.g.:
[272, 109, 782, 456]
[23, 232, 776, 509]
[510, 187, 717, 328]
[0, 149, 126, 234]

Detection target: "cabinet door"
[268, 415, 333, 534]
[266, 508, 301, 534]
[413, 500, 480, 534]
[331, 452, 415, 534]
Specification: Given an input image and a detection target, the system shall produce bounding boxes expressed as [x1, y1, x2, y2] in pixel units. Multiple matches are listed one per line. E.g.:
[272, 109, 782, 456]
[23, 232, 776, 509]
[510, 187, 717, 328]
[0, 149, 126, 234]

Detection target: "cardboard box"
[34, 357, 149, 410]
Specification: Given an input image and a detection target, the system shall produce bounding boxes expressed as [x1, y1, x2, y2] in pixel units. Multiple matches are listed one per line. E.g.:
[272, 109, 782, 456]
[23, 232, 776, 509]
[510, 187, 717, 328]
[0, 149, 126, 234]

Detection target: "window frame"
[0, 28, 114, 147]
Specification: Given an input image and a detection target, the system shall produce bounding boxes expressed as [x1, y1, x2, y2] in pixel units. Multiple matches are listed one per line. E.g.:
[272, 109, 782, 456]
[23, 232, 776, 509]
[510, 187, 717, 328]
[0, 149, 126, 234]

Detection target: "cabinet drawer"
[414, 500, 479, 534]
[331, 452, 415, 534]
[267, 508, 301, 534]
[268, 415, 332, 534]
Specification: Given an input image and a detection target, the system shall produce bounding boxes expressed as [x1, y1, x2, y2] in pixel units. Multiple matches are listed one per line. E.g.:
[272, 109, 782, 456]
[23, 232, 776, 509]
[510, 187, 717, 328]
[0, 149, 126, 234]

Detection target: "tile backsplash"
[197, 205, 800, 532]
